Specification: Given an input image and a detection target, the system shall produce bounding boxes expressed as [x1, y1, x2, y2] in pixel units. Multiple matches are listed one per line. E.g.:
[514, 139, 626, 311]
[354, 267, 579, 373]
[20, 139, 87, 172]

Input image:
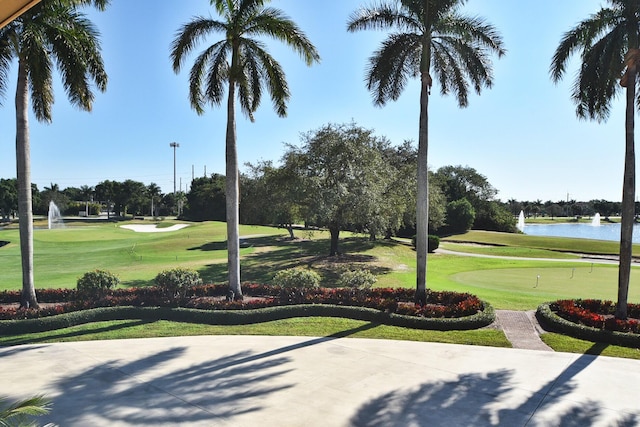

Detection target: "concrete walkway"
[495, 310, 553, 352]
[3, 335, 639, 426]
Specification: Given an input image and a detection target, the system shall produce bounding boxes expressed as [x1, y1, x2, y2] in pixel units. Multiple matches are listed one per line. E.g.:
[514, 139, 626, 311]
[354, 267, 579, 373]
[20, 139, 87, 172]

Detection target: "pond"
[523, 222, 640, 243]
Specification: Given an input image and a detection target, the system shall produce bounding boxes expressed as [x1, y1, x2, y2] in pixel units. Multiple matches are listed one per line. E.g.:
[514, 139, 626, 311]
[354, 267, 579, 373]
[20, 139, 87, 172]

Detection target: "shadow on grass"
[0, 320, 153, 346]
[196, 236, 392, 285]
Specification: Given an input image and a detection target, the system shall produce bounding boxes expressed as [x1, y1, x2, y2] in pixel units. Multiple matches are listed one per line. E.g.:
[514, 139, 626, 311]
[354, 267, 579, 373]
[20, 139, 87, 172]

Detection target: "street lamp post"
[170, 142, 179, 197]
[170, 142, 179, 215]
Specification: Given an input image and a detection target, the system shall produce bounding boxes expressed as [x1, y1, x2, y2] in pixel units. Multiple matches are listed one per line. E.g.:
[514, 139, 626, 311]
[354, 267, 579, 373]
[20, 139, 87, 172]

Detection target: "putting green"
[451, 265, 640, 306]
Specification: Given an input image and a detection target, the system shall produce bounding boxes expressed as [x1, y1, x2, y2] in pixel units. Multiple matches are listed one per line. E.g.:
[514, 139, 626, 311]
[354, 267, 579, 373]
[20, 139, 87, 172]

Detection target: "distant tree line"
[0, 178, 180, 220]
[506, 199, 632, 221]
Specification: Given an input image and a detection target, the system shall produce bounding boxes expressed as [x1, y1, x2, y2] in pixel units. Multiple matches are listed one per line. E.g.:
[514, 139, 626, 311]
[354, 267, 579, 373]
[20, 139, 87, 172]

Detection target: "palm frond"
[0, 395, 51, 426]
[365, 32, 420, 106]
[245, 7, 320, 66]
[190, 41, 228, 114]
[347, 2, 421, 33]
[170, 17, 226, 72]
[550, 7, 619, 83]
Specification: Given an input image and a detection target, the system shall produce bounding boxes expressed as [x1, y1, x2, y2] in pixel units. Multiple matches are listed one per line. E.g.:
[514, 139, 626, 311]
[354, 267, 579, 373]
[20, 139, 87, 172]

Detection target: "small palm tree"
[0, 395, 52, 427]
[550, 0, 640, 320]
[347, 0, 504, 305]
[0, 0, 108, 308]
[171, 0, 319, 299]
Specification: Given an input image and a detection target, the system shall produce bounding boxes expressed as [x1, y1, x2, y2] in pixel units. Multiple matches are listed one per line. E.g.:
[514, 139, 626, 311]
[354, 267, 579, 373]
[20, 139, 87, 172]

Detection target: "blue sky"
[0, 0, 630, 203]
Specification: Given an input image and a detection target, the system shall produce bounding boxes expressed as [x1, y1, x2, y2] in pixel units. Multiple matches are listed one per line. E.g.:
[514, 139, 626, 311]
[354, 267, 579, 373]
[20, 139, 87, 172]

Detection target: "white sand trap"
[120, 224, 190, 233]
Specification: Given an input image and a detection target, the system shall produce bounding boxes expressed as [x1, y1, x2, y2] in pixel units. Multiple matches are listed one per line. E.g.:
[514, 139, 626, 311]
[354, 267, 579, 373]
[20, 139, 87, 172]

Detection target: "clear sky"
[0, 0, 630, 203]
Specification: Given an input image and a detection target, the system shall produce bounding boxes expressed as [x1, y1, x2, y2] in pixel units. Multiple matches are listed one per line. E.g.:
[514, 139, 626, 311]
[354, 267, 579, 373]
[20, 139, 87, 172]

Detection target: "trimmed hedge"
[536, 303, 640, 348]
[0, 303, 495, 336]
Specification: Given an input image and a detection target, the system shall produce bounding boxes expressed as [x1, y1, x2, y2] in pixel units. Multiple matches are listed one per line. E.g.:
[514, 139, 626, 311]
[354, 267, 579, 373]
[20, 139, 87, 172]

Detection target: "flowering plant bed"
[537, 299, 640, 348]
[0, 284, 494, 333]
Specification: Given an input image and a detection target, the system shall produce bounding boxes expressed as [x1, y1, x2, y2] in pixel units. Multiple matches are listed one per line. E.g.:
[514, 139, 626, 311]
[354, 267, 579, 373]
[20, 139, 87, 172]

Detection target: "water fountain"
[517, 210, 525, 232]
[48, 201, 64, 229]
[591, 213, 601, 227]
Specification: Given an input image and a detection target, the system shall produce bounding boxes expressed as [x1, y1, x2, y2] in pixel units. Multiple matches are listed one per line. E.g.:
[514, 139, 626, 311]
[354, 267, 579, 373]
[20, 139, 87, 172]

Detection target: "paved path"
[496, 310, 553, 351]
[3, 335, 639, 426]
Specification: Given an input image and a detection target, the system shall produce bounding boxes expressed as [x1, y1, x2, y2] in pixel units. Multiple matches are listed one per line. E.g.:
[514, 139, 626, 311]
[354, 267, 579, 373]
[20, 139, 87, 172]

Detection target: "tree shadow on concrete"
[350, 349, 640, 426]
[46, 322, 377, 425]
[47, 345, 293, 425]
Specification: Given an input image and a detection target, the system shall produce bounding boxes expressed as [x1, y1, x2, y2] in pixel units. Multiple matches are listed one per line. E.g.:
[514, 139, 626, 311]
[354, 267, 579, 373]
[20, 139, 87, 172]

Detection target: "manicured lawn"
[2, 220, 640, 357]
[0, 318, 511, 348]
[2, 220, 640, 311]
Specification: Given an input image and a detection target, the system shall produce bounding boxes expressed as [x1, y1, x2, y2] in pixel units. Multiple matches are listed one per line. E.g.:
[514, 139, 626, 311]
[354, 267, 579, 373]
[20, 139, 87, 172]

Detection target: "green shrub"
[428, 235, 440, 253]
[76, 270, 119, 298]
[273, 268, 321, 288]
[337, 269, 377, 290]
[411, 235, 440, 253]
[155, 268, 203, 300]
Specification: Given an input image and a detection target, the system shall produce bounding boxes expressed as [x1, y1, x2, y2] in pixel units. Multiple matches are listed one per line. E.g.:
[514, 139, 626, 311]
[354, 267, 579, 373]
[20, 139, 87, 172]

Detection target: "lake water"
[523, 223, 640, 243]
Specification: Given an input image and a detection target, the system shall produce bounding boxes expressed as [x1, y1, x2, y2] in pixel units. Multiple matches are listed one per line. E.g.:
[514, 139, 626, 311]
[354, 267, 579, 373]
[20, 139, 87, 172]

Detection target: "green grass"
[541, 332, 640, 359]
[0, 318, 511, 348]
[2, 220, 640, 357]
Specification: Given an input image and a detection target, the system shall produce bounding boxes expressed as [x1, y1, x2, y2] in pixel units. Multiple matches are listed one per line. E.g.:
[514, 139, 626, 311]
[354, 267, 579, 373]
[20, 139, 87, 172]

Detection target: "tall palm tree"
[171, 0, 319, 300]
[551, 1, 640, 320]
[0, 0, 108, 308]
[347, 0, 504, 305]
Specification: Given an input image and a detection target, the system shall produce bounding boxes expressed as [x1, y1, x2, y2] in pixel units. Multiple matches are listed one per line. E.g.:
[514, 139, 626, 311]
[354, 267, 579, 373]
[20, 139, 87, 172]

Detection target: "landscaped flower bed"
[550, 299, 640, 334]
[537, 299, 640, 348]
[0, 284, 485, 321]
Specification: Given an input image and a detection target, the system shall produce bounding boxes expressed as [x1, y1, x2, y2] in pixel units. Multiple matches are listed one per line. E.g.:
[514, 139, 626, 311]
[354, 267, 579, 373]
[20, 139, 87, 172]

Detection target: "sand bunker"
[120, 224, 190, 233]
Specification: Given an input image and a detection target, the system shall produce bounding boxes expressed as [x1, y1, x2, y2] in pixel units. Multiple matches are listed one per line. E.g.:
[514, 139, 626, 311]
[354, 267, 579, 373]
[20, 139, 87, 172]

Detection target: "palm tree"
[147, 182, 161, 217]
[0, 395, 52, 426]
[171, 0, 319, 300]
[80, 184, 94, 216]
[0, 0, 108, 308]
[347, 0, 504, 305]
[551, 1, 640, 320]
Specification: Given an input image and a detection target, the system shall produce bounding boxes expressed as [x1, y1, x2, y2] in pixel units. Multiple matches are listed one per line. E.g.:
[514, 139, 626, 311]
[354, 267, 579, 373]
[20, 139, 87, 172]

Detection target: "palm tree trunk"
[226, 79, 242, 300]
[329, 224, 340, 256]
[616, 62, 636, 320]
[415, 71, 429, 306]
[15, 59, 38, 309]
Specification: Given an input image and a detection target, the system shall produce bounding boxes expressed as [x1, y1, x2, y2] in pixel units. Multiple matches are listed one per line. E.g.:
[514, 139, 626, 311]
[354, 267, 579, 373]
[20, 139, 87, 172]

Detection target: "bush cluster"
[76, 270, 120, 298]
[336, 269, 377, 290]
[154, 268, 203, 301]
[272, 268, 320, 288]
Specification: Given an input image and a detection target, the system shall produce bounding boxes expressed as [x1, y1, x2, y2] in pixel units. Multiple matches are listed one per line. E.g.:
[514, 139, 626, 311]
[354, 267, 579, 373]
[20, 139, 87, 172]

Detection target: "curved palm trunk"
[616, 62, 636, 320]
[415, 71, 429, 306]
[225, 79, 242, 300]
[15, 59, 38, 309]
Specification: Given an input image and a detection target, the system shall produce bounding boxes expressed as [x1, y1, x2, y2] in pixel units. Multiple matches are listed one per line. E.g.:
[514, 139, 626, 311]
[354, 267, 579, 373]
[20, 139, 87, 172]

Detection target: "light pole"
[170, 142, 179, 197]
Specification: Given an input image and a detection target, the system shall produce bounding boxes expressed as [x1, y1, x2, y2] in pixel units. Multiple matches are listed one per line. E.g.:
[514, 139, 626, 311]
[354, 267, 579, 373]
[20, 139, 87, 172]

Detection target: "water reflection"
[524, 222, 640, 243]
